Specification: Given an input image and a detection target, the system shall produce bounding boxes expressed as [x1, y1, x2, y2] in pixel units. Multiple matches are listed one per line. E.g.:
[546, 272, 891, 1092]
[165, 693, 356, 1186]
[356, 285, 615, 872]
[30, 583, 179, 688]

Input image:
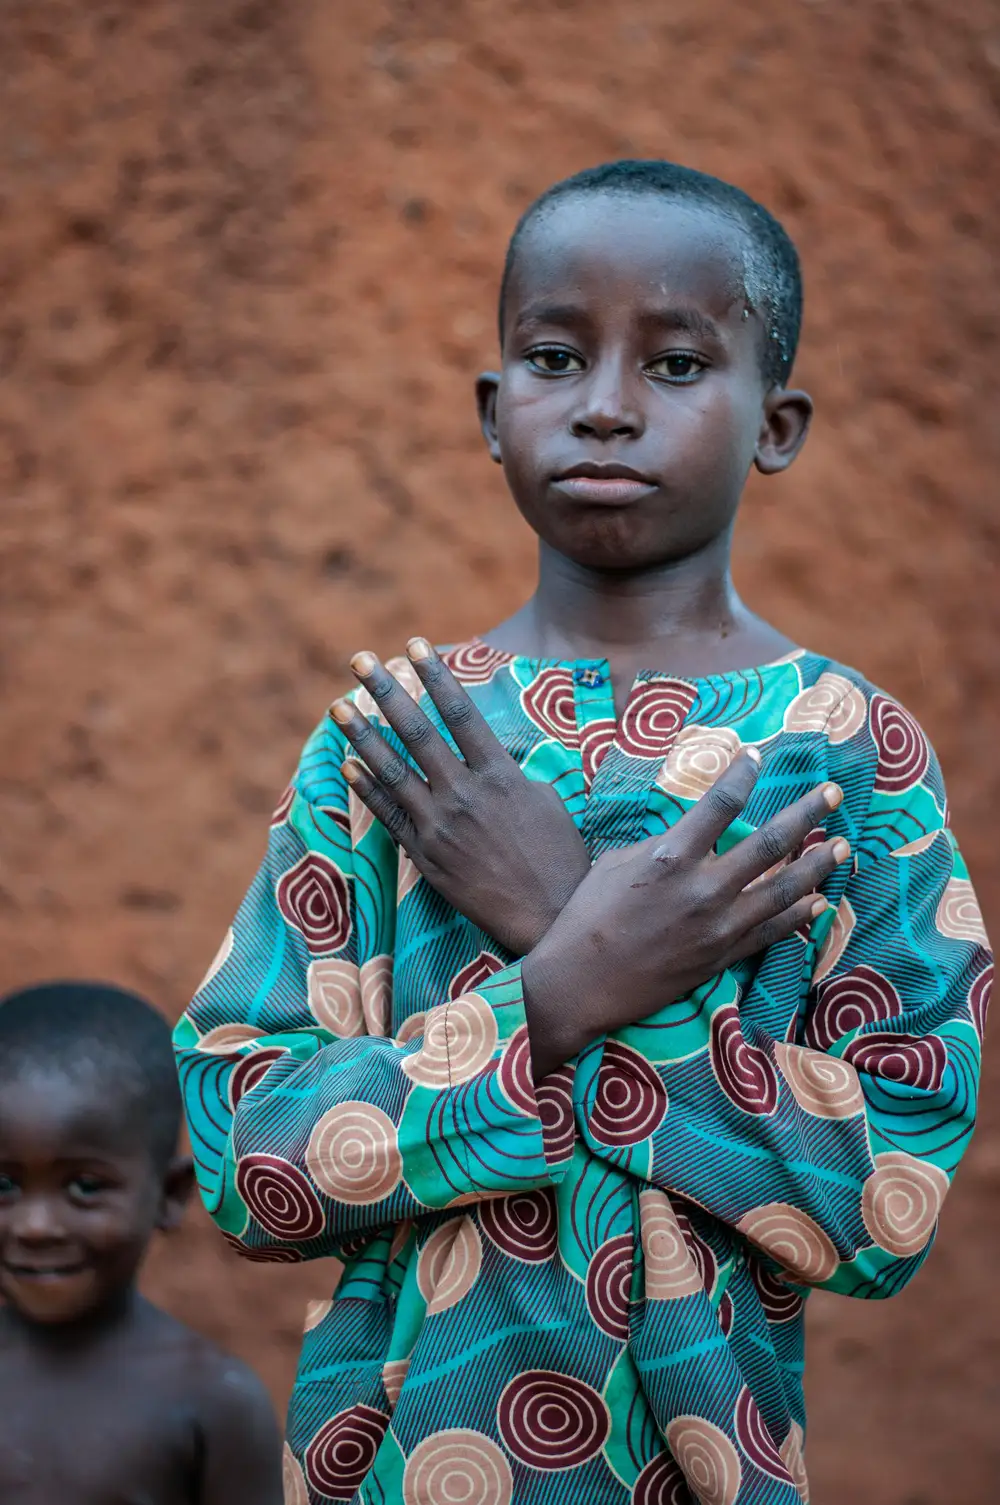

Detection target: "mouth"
[3, 1262, 88, 1282]
[552, 461, 658, 505]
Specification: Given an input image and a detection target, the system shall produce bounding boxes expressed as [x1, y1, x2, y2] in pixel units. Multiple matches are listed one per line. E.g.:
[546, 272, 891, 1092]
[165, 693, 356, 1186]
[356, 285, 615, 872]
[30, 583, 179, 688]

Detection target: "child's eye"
[647, 352, 706, 382]
[525, 347, 584, 375]
[68, 1174, 109, 1201]
[0, 1173, 19, 1200]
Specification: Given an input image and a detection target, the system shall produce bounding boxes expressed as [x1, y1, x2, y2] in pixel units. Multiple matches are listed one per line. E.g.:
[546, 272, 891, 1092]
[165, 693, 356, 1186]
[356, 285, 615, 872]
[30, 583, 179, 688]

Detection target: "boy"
[176, 162, 989, 1504]
[0, 981, 284, 1504]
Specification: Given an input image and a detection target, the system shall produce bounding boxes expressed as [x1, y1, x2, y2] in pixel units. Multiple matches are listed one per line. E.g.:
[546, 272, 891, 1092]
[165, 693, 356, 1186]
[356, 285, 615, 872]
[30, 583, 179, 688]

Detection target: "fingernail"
[407, 637, 433, 662]
[330, 699, 354, 726]
[341, 759, 361, 785]
[832, 838, 851, 864]
[350, 651, 377, 677]
[822, 783, 843, 810]
[746, 746, 762, 766]
[810, 896, 829, 917]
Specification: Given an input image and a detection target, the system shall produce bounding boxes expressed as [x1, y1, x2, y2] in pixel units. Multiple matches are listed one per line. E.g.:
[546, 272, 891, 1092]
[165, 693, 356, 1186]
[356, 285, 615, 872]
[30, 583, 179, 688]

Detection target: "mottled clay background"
[1, 1, 998, 1499]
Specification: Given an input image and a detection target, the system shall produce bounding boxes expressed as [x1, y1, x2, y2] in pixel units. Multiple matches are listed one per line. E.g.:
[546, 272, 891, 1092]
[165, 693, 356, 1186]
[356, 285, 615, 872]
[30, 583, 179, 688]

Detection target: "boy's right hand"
[521, 752, 850, 1078]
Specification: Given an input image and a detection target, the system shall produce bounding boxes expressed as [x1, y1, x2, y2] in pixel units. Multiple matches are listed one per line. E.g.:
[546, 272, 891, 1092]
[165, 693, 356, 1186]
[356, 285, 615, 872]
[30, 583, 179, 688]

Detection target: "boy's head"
[478, 159, 813, 575]
[0, 981, 192, 1327]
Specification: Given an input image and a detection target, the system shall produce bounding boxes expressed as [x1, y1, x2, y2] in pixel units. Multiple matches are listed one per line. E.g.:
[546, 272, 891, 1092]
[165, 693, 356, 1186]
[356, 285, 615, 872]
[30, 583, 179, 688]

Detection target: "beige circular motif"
[861, 1151, 950, 1257]
[812, 898, 857, 983]
[935, 877, 988, 945]
[656, 725, 743, 802]
[198, 927, 235, 993]
[395, 1011, 426, 1046]
[665, 1416, 742, 1505]
[639, 1189, 702, 1301]
[737, 1203, 839, 1285]
[784, 673, 866, 744]
[303, 1298, 332, 1332]
[198, 1022, 265, 1054]
[774, 1043, 864, 1119]
[891, 831, 940, 859]
[403, 1428, 513, 1505]
[348, 785, 374, 845]
[306, 1101, 402, 1204]
[780, 1421, 810, 1503]
[417, 1217, 482, 1315]
[385, 655, 425, 702]
[282, 1443, 309, 1505]
[382, 1356, 410, 1407]
[361, 954, 393, 1037]
[401, 994, 498, 1088]
[398, 851, 421, 904]
[307, 958, 364, 1036]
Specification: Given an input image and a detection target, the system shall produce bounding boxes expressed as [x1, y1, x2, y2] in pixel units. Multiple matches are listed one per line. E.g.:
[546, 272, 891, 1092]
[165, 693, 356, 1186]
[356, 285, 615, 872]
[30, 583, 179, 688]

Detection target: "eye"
[525, 346, 585, 375]
[68, 1174, 109, 1202]
[0, 1173, 19, 1201]
[647, 351, 706, 383]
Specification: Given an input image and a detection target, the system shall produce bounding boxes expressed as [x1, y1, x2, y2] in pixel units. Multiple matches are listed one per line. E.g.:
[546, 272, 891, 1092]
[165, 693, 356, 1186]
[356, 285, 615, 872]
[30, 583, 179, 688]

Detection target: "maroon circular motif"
[442, 641, 510, 685]
[586, 1233, 633, 1340]
[733, 1388, 789, 1482]
[536, 1065, 576, 1166]
[969, 958, 992, 1044]
[221, 1231, 302, 1263]
[270, 783, 295, 826]
[581, 719, 616, 787]
[497, 1370, 609, 1470]
[497, 1025, 537, 1117]
[844, 1031, 947, 1092]
[590, 1042, 668, 1146]
[480, 1189, 558, 1264]
[807, 965, 901, 1051]
[520, 667, 579, 745]
[304, 1404, 389, 1500]
[276, 852, 351, 955]
[229, 1048, 286, 1108]
[717, 1289, 734, 1337]
[710, 1006, 779, 1116]
[236, 1154, 325, 1241]
[633, 1451, 692, 1505]
[675, 1208, 718, 1294]
[747, 1257, 803, 1324]
[870, 694, 930, 794]
[617, 680, 696, 759]
[449, 950, 504, 1000]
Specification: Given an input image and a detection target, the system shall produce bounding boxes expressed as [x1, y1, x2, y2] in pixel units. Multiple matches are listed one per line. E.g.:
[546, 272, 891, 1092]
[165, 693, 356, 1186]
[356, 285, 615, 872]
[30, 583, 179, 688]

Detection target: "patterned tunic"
[175, 642, 989, 1505]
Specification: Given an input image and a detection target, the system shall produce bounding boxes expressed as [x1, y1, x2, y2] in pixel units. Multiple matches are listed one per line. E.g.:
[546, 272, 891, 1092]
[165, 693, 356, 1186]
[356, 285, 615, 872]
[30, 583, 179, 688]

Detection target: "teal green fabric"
[175, 643, 988, 1505]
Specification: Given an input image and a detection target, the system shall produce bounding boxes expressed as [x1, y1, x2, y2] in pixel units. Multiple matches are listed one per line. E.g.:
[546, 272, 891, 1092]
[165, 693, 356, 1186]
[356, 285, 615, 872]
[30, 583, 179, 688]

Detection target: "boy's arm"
[175, 711, 574, 1261]
[197, 1358, 284, 1505]
[572, 749, 986, 1299]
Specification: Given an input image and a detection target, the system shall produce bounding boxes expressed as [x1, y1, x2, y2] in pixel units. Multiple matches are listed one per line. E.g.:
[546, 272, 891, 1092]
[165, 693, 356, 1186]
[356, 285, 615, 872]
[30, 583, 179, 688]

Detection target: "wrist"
[522, 929, 600, 1078]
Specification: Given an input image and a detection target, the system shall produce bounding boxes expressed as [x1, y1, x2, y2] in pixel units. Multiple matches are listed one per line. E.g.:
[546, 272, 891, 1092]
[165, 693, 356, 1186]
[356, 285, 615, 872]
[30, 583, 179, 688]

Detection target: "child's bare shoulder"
[141, 1301, 276, 1422]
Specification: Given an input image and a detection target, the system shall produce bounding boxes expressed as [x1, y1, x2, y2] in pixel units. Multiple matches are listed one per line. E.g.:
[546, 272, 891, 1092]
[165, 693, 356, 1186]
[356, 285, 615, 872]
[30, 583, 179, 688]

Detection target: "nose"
[8, 1193, 69, 1246]
[569, 354, 645, 441]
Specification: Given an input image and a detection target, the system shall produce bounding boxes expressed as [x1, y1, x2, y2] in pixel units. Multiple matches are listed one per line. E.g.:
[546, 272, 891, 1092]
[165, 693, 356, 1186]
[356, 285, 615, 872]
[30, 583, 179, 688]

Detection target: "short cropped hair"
[0, 981, 181, 1168]
[499, 159, 803, 386]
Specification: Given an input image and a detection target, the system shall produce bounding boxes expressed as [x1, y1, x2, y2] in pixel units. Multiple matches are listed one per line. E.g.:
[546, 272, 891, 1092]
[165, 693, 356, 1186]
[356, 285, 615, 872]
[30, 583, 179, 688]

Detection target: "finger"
[669, 749, 763, 855]
[349, 651, 458, 781]
[404, 638, 513, 769]
[719, 782, 844, 890]
[330, 699, 430, 821]
[341, 760, 417, 847]
[738, 837, 851, 927]
[729, 892, 830, 962]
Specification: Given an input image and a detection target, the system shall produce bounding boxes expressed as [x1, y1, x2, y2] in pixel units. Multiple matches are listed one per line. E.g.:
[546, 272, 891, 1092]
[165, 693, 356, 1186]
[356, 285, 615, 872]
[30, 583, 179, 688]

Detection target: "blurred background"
[1, 1, 998, 1498]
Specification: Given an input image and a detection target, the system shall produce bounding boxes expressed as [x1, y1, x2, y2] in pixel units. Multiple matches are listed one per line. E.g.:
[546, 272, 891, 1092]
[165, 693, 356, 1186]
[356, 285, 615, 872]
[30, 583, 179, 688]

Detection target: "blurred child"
[0, 981, 283, 1504]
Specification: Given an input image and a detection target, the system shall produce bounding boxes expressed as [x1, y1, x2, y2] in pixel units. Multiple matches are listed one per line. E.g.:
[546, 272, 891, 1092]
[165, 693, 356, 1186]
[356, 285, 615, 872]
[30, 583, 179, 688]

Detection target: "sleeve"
[575, 741, 989, 1300]
[174, 708, 573, 1261]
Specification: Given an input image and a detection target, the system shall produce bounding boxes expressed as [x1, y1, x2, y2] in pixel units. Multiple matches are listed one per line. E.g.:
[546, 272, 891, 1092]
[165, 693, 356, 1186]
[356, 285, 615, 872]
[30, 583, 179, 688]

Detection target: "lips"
[4, 1262, 87, 1280]
[552, 461, 657, 505]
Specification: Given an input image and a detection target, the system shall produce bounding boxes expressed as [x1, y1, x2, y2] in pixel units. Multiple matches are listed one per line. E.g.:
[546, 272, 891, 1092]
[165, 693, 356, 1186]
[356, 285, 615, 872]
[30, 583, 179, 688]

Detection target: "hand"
[522, 749, 850, 1076]
[331, 639, 592, 957]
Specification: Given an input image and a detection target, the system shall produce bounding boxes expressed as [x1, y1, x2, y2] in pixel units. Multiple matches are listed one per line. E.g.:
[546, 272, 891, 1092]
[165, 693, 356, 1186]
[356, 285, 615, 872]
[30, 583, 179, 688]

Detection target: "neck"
[4, 1284, 140, 1354]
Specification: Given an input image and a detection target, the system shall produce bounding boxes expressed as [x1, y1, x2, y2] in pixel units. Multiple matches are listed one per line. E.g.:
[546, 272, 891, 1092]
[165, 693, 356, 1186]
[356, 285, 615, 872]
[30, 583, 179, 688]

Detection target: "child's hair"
[499, 158, 803, 387]
[0, 981, 181, 1169]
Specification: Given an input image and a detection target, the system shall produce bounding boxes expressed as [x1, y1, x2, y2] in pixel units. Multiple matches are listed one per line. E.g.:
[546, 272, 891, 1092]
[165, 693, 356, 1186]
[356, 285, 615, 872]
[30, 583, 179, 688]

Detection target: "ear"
[475, 371, 503, 465]
[754, 388, 813, 475]
[156, 1154, 195, 1233]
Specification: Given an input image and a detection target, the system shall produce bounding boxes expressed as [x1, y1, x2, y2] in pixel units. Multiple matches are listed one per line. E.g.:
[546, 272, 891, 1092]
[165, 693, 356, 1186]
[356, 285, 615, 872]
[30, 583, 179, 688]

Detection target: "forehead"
[506, 193, 751, 327]
[0, 1065, 141, 1161]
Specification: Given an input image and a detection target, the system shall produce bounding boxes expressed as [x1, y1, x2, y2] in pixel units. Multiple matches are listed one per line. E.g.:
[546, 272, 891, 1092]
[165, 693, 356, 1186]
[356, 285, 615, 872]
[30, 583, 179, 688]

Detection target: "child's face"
[0, 1067, 179, 1325]
[480, 194, 810, 573]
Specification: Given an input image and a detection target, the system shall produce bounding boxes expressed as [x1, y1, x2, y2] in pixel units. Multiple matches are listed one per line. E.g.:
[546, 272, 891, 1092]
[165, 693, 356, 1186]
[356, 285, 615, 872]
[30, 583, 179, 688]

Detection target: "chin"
[1, 1269, 101, 1325]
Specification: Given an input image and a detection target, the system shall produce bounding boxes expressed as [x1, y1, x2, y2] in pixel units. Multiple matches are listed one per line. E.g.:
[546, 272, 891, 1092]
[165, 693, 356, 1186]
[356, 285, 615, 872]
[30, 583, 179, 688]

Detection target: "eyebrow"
[511, 301, 724, 343]
[513, 301, 592, 334]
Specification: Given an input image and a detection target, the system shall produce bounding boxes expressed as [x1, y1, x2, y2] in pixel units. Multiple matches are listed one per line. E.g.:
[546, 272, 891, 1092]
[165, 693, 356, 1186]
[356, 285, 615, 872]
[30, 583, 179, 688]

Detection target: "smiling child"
[175, 161, 989, 1505]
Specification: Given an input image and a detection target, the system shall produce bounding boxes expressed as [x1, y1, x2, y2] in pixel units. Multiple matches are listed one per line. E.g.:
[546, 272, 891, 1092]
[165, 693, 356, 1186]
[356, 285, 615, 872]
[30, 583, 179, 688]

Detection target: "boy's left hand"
[331, 640, 592, 957]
